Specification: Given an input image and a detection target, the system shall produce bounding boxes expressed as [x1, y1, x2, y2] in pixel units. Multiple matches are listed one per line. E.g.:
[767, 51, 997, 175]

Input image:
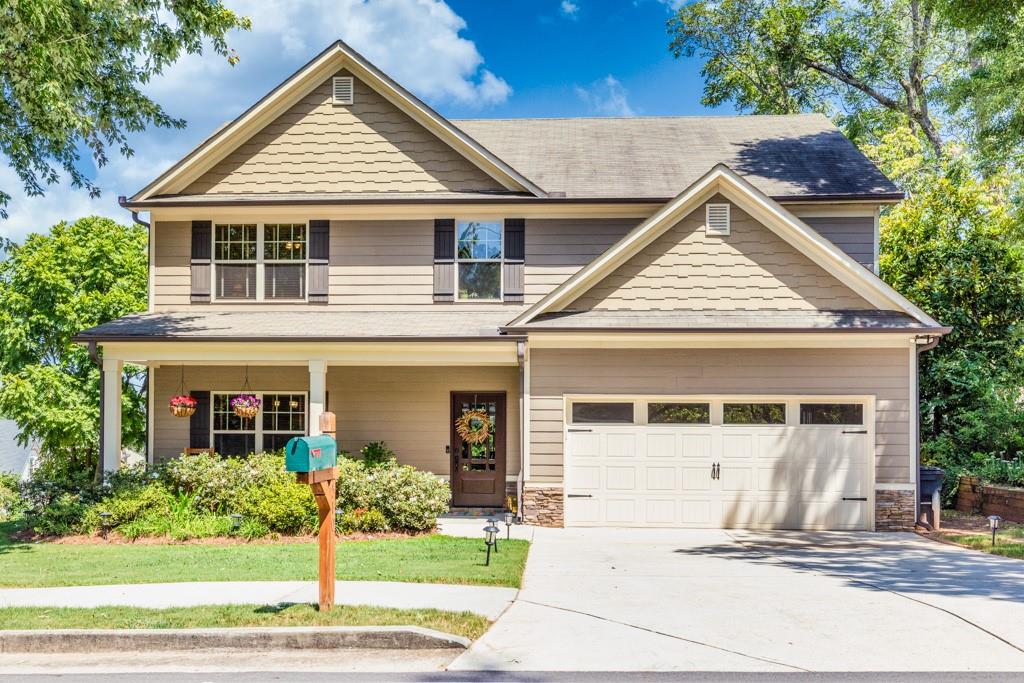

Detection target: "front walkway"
[0, 580, 515, 620]
[451, 527, 1024, 672]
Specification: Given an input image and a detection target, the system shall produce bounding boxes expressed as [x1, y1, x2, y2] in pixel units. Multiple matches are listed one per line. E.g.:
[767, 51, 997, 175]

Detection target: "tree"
[0, 0, 250, 217]
[668, 0, 957, 155]
[0, 217, 148, 478]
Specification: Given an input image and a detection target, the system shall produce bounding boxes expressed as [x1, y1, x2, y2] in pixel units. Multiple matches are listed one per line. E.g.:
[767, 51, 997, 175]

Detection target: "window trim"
[211, 222, 309, 302]
[798, 402, 865, 426]
[454, 219, 504, 303]
[209, 390, 308, 454]
[721, 401, 788, 426]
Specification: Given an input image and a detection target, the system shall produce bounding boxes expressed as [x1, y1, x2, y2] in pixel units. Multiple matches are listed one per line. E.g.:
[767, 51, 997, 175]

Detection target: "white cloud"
[560, 1, 580, 18]
[0, 0, 511, 244]
[574, 75, 636, 117]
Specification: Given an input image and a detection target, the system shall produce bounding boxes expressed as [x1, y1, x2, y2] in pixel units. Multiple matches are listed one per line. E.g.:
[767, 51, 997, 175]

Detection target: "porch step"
[442, 507, 507, 518]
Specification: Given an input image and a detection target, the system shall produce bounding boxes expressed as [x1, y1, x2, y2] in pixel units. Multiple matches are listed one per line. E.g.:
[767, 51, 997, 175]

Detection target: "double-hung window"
[213, 222, 307, 301]
[211, 392, 307, 456]
[456, 220, 502, 300]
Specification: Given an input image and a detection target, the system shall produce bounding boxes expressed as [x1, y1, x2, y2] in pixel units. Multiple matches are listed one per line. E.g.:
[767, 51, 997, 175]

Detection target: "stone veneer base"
[875, 488, 916, 531]
[522, 485, 564, 527]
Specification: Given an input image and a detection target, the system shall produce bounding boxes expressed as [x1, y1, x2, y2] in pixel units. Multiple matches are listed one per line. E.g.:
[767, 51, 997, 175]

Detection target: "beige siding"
[152, 364, 520, 477]
[184, 70, 503, 195]
[529, 347, 910, 485]
[152, 221, 191, 309]
[568, 197, 873, 312]
[802, 216, 875, 270]
[152, 217, 638, 312]
[328, 366, 520, 476]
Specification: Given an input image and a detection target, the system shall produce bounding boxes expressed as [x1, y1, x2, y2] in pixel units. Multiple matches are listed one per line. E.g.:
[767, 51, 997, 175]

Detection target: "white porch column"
[101, 357, 123, 473]
[308, 360, 327, 437]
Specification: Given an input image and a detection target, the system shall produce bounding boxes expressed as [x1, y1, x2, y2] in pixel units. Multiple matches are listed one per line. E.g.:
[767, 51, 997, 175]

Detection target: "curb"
[0, 626, 471, 653]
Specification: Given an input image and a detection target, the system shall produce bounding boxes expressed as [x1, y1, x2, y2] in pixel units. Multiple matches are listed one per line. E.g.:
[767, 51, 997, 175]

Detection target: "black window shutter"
[308, 219, 330, 303]
[433, 218, 455, 302]
[503, 218, 525, 303]
[189, 391, 211, 449]
[191, 221, 212, 303]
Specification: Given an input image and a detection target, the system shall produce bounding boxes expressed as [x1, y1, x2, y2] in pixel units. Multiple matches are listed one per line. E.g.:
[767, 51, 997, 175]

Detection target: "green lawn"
[0, 521, 528, 588]
[0, 603, 490, 639]
[934, 512, 1024, 559]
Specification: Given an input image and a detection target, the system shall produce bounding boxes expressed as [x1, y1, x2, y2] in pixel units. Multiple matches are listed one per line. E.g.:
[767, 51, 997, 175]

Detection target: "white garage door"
[564, 397, 873, 530]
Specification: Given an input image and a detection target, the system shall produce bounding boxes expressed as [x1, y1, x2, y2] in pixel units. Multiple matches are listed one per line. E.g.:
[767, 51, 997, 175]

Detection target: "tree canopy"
[0, 217, 148, 477]
[0, 0, 250, 217]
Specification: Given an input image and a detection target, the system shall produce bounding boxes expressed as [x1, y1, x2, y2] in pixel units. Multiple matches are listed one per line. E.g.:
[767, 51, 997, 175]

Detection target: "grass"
[933, 511, 1024, 559]
[0, 603, 490, 640]
[0, 521, 529, 589]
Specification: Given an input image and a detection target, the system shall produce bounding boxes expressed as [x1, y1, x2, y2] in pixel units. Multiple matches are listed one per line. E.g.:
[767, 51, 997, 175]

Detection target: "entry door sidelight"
[450, 392, 506, 507]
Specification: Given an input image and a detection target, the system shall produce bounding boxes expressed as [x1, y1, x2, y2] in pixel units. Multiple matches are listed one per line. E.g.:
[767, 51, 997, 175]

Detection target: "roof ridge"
[452, 113, 830, 123]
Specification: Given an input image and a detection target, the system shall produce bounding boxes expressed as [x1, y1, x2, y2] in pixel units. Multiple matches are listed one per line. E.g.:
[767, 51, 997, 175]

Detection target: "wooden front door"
[450, 392, 506, 507]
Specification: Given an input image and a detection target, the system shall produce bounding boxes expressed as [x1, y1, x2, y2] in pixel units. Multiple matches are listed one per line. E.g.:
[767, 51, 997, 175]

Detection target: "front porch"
[97, 339, 524, 510]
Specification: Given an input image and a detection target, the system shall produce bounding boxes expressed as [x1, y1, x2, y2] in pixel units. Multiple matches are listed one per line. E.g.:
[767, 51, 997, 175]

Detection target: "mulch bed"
[10, 529, 432, 545]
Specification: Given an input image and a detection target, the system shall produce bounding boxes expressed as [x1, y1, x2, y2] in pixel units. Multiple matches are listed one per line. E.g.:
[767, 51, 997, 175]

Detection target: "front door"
[450, 392, 506, 507]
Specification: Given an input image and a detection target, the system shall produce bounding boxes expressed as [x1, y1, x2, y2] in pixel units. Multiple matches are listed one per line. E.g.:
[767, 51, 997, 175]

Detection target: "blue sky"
[1, 0, 729, 243]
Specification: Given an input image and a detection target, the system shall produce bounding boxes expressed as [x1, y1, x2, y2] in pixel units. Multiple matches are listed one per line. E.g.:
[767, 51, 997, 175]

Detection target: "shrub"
[32, 492, 90, 536]
[234, 478, 316, 535]
[359, 461, 450, 532]
[81, 483, 171, 532]
[118, 492, 232, 541]
[338, 507, 390, 534]
[162, 451, 285, 513]
[0, 473, 24, 521]
[978, 456, 1024, 488]
[360, 441, 396, 468]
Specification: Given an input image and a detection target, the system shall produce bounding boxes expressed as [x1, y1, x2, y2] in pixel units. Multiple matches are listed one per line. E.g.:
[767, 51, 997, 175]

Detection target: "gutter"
[118, 196, 150, 228]
[72, 334, 527, 344]
[499, 326, 954, 335]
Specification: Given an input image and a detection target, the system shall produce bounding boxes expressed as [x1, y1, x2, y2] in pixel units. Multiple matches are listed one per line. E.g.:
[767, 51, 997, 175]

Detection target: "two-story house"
[77, 40, 948, 530]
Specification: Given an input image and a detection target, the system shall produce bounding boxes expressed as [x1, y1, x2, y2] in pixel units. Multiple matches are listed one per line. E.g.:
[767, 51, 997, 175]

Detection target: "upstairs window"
[456, 220, 502, 300]
[213, 222, 307, 301]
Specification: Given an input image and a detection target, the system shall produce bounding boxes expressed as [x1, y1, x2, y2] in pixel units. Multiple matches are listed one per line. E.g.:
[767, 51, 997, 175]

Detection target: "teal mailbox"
[285, 435, 337, 473]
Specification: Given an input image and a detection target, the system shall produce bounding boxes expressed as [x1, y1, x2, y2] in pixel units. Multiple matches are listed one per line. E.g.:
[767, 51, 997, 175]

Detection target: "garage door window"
[571, 402, 634, 424]
[800, 403, 863, 425]
[723, 402, 786, 425]
[648, 402, 710, 424]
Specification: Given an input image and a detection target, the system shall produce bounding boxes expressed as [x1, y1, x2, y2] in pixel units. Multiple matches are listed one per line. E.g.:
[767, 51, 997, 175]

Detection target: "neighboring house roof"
[0, 420, 33, 480]
[129, 40, 545, 203]
[504, 310, 937, 333]
[509, 164, 945, 331]
[453, 115, 903, 201]
[74, 311, 526, 342]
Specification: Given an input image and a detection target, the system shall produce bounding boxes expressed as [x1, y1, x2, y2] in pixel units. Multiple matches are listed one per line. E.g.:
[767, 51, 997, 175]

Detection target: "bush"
[336, 460, 450, 532]
[118, 492, 233, 541]
[338, 507, 389, 533]
[234, 478, 316, 535]
[162, 451, 285, 513]
[360, 441, 396, 468]
[81, 482, 171, 532]
[978, 456, 1024, 488]
[0, 473, 24, 521]
[32, 492, 90, 536]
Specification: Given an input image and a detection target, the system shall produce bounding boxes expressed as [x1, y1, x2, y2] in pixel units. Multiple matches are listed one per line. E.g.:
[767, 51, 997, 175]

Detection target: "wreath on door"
[455, 409, 491, 445]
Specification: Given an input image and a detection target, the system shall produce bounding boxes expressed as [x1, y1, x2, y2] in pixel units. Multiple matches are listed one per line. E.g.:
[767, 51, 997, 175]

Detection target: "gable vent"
[332, 76, 354, 105]
[706, 203, 731, 236]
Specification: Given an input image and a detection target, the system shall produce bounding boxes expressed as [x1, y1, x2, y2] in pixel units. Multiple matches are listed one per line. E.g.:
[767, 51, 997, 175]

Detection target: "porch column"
[101, 357, 123, 473]
[308, 360, 326, 437]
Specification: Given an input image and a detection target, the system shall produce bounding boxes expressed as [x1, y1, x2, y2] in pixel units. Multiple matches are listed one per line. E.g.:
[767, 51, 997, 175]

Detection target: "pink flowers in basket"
[169, 394, 197, 418]
[231, 394, 261, 419]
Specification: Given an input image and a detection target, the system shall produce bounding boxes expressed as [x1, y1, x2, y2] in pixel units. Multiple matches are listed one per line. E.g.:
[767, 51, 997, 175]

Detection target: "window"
[723, 402, 786, 425]
[571, 402, 634, 424]
[800, 403, 863, 425]
[213, 222, 307, 301]
[456, 220, 502, 300]
[648, 402, 710, 424]
[211, 391, 306, 456]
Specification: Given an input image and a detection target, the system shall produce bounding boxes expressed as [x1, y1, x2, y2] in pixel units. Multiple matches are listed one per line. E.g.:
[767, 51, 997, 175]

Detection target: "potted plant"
[231, 393, 261, 419]
[169, 394, 197, 418]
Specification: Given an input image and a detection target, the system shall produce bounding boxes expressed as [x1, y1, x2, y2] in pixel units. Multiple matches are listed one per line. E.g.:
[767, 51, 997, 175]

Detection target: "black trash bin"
[919, 466, 945, 529]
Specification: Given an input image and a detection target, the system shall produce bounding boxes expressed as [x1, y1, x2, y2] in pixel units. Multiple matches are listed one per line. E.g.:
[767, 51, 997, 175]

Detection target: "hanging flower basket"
[231, 394, 261, 419]
[169, 394, 197, 418]
[455, 408, 491, 445]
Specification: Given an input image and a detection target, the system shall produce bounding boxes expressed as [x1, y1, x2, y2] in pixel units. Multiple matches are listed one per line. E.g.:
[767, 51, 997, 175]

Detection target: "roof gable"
[132, 41, 543, 201]
[508, 165, 941, 328]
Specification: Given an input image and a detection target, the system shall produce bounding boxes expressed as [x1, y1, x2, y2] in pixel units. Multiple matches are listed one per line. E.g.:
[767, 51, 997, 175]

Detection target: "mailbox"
[285, 435, 338, 473]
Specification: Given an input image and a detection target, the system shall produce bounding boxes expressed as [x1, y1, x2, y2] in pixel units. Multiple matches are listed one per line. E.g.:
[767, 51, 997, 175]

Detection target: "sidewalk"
[0, 581, 516, 620]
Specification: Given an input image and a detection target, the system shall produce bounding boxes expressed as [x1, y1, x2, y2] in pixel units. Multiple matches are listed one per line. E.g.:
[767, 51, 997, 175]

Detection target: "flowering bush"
[169, 395, 197, 408]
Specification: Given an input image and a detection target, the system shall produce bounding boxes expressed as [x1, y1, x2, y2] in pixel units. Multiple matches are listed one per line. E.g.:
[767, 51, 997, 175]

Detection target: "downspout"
[87, 341, 104, 483]
[118, 196, 150, 229]
[913, 334, 941, 528]
[517, 340, 526, 522]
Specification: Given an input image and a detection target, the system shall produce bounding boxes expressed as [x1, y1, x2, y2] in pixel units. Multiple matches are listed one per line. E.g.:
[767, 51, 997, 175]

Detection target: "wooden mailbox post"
[290, 412, 338, 611]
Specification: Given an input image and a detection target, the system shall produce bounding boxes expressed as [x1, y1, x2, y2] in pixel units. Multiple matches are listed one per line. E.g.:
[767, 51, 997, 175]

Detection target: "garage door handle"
[842, 497, 868, 501]
[567, 494, 593, 498]
[568, 428, 592, 433]
[842, 429, 868, 434]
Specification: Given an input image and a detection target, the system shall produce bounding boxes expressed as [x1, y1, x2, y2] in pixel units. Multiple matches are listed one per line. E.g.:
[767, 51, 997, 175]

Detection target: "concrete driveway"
[450, 528, 1024, 672]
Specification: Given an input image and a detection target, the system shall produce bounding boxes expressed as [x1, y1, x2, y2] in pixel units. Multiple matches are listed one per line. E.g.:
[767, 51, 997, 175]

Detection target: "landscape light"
[483, 522, 500, 566]
[231, 513, 243, 531]
[504, 510, 514, 540]
[988, 515, 1002, 546]
[99, 511, 112, 540]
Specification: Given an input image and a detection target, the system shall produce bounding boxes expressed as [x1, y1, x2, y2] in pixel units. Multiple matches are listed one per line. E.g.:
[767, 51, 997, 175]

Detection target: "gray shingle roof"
[509, 309, 936, 332]
[75, 310, 527, 341]
[453, 114, 900, 200]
